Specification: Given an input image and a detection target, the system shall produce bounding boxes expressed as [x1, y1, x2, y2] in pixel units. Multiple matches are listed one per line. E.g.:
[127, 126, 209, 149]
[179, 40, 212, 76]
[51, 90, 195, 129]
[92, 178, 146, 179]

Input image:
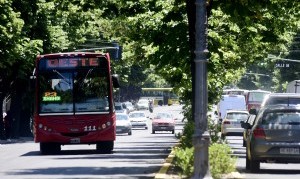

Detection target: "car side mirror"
[241, 121, 251, 129]
[249, 108, 257, 115]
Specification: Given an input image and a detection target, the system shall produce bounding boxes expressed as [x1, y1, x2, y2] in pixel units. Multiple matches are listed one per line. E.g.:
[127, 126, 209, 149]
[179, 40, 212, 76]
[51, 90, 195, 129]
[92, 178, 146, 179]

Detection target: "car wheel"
[40, 142, 61, 155]
[128, 130, 132, 135]
[171, 130, 175, 134]
[243, 139, 246, 147]
[145, 126, 148, 130]
[249, 159, 260, 173]
[246, 149, 250, 170]
[152, 130, 155, 134]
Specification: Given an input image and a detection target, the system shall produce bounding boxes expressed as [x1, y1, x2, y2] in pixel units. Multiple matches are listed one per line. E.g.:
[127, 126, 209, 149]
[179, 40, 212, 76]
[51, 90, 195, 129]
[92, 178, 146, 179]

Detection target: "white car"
[116, 113, 132, 135]
[136, 99, 149, 110]
[115, 102, 127, 114]
[128, 111, 148, 129]
[123, 101, 135, 113]
[221, 110, 249, 139]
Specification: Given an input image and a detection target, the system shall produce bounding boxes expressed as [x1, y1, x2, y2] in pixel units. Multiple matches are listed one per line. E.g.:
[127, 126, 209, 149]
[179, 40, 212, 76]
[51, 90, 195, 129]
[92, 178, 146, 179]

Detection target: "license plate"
[160, 127, 167, 129]
[280, 148, 299, 154]
[70, 138, 80, 144]
[116, 129, 122, 132]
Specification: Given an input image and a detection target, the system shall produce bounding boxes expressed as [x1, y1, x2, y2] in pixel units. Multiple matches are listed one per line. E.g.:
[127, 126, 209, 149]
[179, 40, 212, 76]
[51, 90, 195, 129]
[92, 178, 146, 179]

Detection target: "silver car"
[243, 106, 300, 172]
[116, 113, 132, 135]
[220, 110, 249, 139]
[128, 111, 148, 129]
[261, 93, 300, 108]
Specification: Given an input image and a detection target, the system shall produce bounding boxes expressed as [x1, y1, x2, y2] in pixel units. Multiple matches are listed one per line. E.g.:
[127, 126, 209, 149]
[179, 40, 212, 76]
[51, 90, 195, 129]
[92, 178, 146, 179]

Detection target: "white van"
[218, 95, 246, 121]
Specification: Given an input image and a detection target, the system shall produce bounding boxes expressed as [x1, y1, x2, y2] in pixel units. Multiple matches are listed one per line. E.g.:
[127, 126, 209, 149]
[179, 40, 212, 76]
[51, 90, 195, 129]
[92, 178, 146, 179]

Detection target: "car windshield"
[116, 114, 128, 120]
[262, 111, 300, 125]
[226, 113, 248, 121]
[129, 113, 145, 118]
[139, 100, 148, 104]
[155, 113, 172, 119]
[115, 105, 122, 110]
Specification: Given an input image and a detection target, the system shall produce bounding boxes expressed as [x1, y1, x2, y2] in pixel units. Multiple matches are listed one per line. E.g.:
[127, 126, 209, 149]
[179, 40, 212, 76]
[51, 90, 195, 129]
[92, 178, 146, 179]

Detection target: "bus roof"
[37, 52, 108, 59]
[142, 88, 173, 91]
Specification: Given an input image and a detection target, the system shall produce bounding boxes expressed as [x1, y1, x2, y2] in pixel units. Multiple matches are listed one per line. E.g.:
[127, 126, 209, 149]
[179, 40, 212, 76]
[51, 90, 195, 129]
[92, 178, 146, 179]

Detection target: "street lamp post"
[192, 0, 211, 178]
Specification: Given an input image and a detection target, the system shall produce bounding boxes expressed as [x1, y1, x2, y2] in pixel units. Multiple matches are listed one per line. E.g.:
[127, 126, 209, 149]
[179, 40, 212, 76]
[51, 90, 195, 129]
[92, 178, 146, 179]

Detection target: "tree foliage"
[1, 0, 299, 136]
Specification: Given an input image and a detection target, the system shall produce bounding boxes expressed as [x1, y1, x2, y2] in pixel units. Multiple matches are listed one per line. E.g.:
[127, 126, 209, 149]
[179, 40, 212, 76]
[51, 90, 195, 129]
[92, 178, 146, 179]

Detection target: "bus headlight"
[102, 124, 107, 129]
[38, 124, 43, 129]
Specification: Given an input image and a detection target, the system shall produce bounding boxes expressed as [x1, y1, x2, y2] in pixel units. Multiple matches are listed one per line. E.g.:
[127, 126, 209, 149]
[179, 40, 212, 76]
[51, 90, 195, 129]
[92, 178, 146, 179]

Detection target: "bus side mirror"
[112, 74, 120, 88]
[249, 108, 257, 115]
[29, 68, 36, 90]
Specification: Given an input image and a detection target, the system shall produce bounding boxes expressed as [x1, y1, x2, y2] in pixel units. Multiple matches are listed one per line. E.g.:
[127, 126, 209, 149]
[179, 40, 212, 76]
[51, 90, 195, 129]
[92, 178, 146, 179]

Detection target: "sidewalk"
[0, 137, 33, 144]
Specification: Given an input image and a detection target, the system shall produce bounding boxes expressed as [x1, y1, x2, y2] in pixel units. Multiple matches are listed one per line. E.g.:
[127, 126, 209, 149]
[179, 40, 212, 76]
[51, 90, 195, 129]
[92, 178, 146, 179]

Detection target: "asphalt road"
[0, 105, 184, 179]
[226, 136, 300, 179]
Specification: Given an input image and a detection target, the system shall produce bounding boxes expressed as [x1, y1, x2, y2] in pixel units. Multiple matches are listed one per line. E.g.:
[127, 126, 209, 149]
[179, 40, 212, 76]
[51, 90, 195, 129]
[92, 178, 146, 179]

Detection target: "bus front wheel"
[96, 141, 114, 154]
[40, 142, 61, 155]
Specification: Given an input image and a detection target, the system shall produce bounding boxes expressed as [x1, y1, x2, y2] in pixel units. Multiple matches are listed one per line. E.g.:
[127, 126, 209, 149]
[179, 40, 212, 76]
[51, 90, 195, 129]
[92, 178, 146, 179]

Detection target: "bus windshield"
[38, 59, 110, 114]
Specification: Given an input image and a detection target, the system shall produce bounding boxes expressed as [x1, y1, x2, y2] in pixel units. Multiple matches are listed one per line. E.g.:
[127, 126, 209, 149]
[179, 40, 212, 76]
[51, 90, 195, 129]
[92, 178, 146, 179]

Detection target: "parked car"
[221, 110, 249, 139]
[116, 113, 132, 135]
[151, 112, 176, 134]
[115, 102, 127, 114]
[242, 105, 300, 172]
[240, 114, 256, 147]
[123, 101, 135, 113]
[136, 99, 149, 110]
[128, 111, 148, 129]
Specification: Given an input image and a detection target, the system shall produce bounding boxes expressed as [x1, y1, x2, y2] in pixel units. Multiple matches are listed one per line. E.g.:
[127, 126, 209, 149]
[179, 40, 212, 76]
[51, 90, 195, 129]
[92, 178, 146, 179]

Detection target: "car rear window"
[226, 113, 248, 121]
[262, 112, 300, 125]
[266, 98, 300, 106]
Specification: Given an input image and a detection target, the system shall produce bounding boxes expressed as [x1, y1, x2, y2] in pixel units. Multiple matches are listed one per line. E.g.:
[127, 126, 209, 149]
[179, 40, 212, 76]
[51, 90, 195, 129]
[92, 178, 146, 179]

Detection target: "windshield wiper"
[53, 70, 71, 86]
[79, 69, 93, 87]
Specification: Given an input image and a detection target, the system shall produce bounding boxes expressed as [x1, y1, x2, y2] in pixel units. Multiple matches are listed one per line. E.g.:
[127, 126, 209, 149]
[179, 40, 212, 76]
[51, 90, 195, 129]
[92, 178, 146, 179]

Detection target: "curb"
[155, 149, 176, 179]
[0, 137, 33, 144]
[154, 143, 245, 179]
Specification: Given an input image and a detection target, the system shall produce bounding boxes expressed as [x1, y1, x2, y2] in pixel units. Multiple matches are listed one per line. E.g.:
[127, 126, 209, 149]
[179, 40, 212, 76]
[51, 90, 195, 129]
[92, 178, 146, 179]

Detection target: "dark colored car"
[261, 93, 300, 108]
[242, 105, 300, 172]
[151, 112, 176, 134]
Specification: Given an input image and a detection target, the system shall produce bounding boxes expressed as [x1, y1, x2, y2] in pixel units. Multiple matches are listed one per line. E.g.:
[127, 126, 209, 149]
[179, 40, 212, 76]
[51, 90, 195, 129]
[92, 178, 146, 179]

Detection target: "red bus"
[32, 52, 119, 154]
[245, 90, 271, 111]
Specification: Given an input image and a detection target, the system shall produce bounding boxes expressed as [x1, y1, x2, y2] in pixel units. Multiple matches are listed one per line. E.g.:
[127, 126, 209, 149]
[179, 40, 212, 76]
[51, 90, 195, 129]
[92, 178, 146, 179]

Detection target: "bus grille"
[61, 132, 89, 137]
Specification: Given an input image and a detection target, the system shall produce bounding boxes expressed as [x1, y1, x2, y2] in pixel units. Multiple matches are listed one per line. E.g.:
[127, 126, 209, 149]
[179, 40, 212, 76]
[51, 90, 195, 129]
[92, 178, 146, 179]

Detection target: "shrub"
[173, 147, 194, 178]
[209, 143, 236, 178]
[173, 143, 236, 179]
[208, 116, 221, 143]
[178, 120, 194, 148]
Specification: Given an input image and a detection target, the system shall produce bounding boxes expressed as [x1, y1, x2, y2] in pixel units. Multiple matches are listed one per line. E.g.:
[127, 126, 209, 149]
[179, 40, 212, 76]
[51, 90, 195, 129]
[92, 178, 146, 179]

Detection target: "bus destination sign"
[43, 92, 61, 102]
[46, 58, 99, 69]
